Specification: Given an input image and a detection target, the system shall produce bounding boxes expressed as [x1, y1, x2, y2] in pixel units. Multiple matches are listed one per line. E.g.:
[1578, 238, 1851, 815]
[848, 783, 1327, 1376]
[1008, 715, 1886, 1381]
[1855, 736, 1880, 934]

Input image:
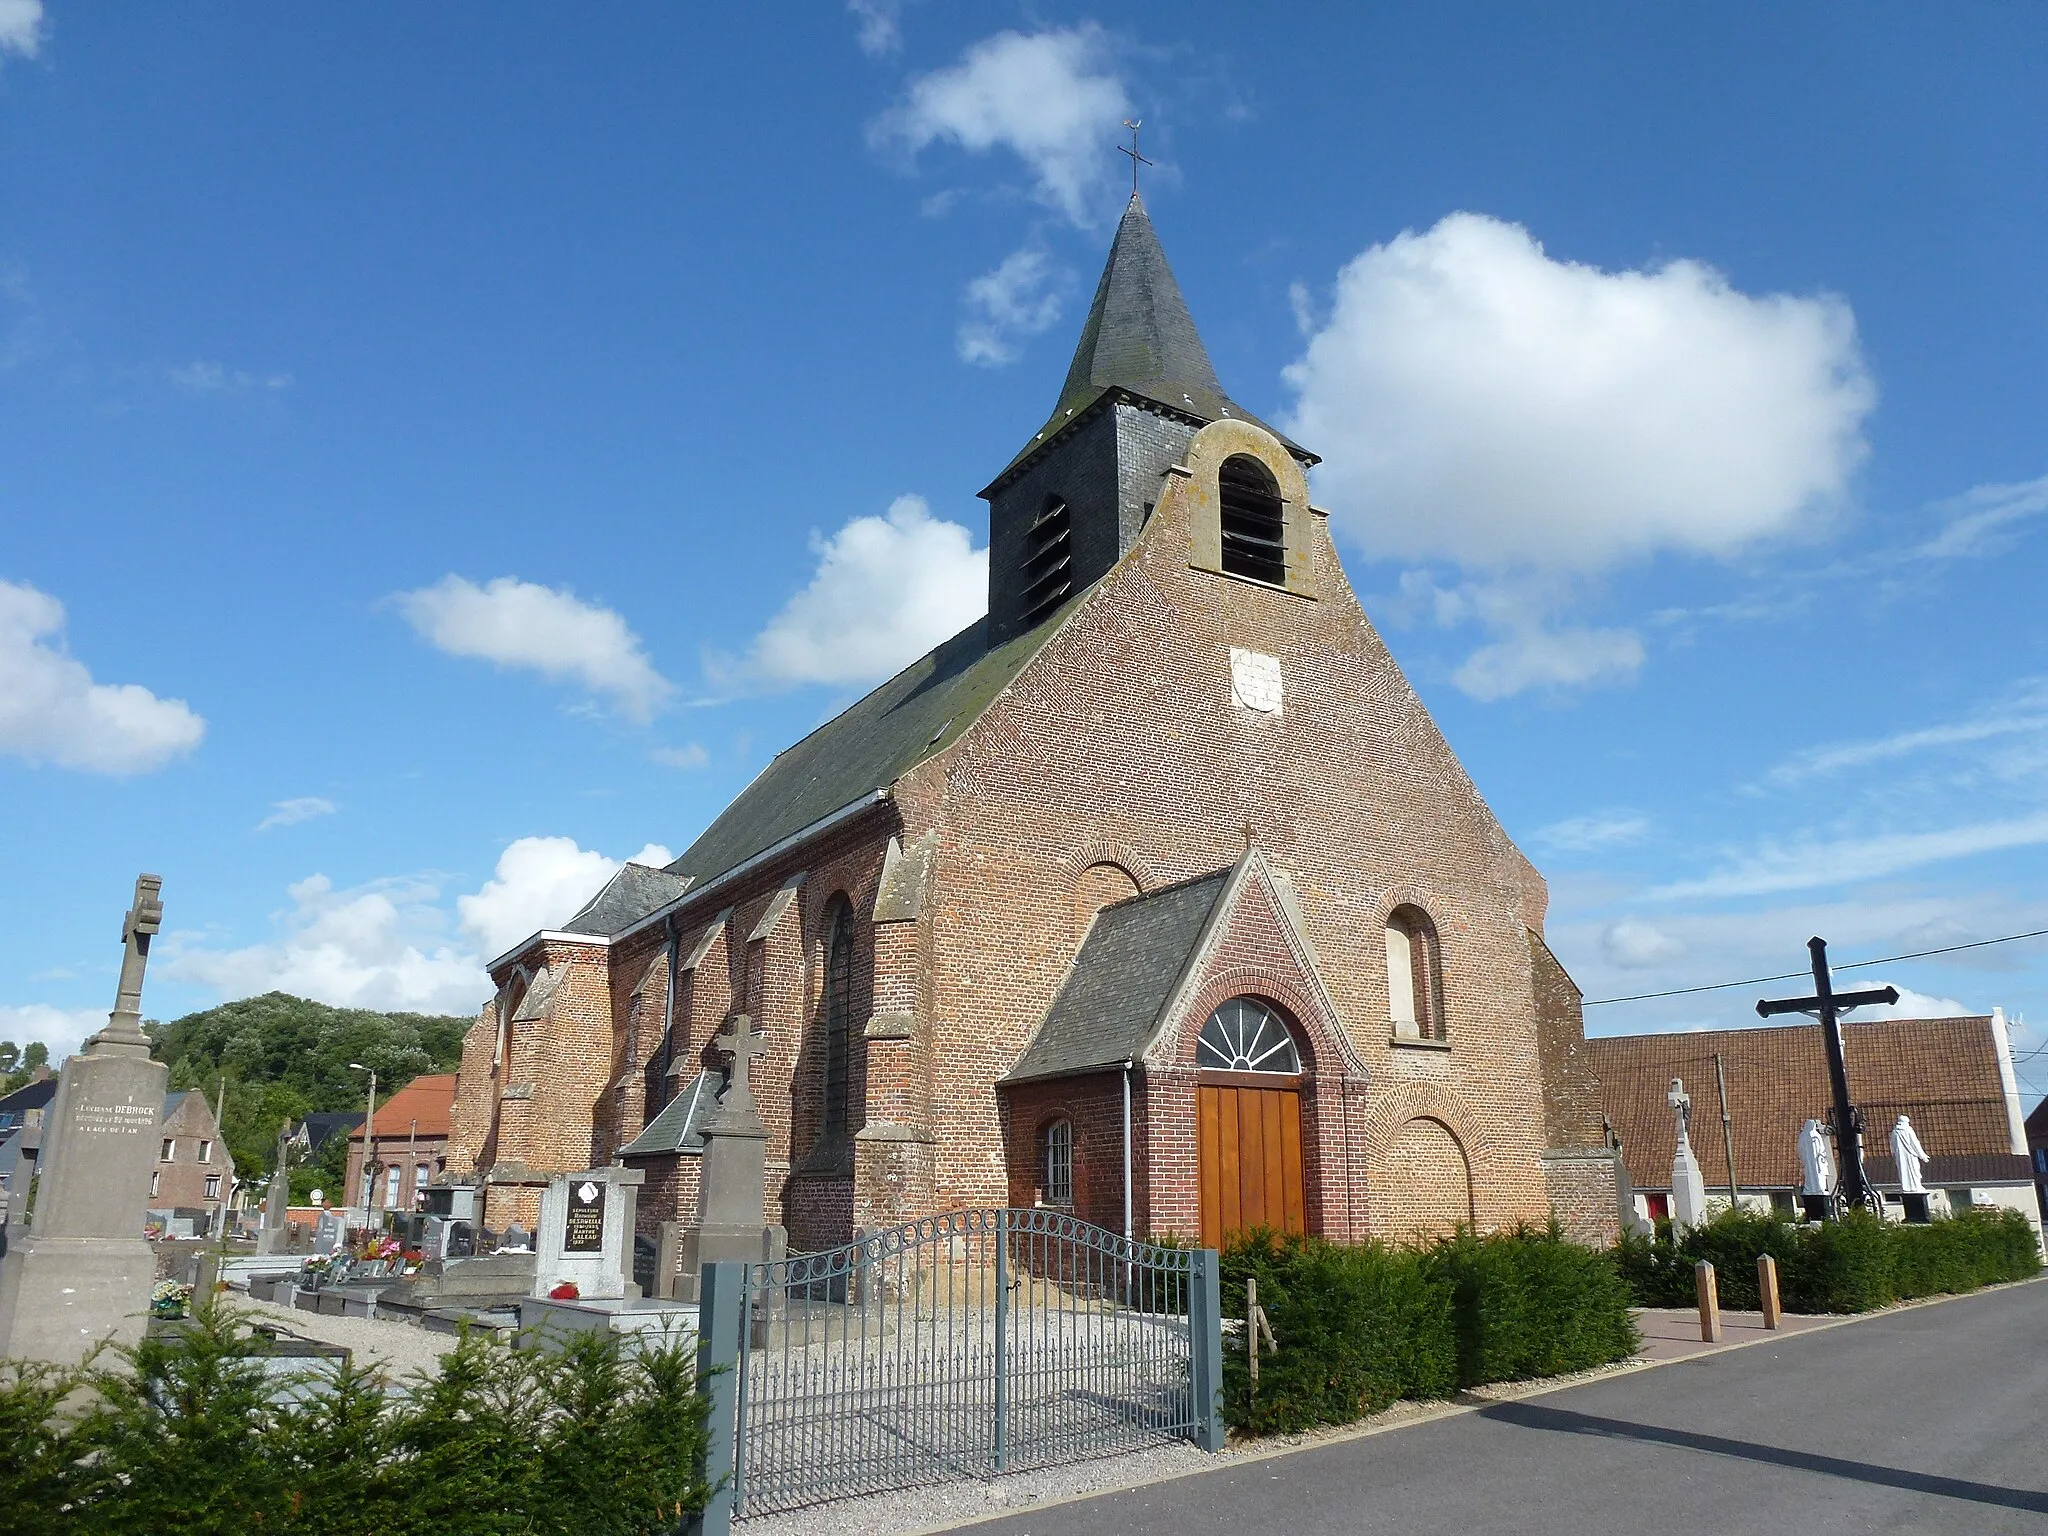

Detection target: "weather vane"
[1118, 119, 1152, 196]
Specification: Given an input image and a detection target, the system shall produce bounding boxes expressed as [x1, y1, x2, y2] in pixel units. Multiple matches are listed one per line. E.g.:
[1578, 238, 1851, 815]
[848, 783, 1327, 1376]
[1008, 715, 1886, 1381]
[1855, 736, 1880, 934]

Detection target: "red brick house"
[150, 1091, 234, 1229]
[344, 1073, 457, 1217]
[447, 194, 1618, 1254]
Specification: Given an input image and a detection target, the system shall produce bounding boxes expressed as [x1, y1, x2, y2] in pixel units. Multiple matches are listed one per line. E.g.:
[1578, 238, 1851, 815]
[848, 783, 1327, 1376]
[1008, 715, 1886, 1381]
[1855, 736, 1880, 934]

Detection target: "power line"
[1582, 925, 2048, 1008]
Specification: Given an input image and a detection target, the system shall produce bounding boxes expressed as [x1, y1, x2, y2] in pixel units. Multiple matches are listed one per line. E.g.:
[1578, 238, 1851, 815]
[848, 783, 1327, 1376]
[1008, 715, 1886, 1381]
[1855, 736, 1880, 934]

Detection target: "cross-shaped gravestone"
[713, 1014, 769, 1120]
[102, 874, 163, 1044]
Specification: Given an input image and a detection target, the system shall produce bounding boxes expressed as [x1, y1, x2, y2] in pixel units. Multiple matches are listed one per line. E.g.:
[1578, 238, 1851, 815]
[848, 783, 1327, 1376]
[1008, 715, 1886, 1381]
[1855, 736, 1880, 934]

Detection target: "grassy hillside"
[145, 992, 472, 1184]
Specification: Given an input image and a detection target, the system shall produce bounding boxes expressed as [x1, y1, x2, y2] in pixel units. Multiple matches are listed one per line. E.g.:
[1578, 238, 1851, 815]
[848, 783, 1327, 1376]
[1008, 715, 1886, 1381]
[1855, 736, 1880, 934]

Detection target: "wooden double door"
[1196, 1075, 1307, 1251]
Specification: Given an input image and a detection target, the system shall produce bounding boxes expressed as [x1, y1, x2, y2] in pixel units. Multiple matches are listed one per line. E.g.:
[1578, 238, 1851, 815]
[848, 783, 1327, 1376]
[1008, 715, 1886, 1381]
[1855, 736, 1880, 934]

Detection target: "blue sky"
[5, 4, 2048, 1104]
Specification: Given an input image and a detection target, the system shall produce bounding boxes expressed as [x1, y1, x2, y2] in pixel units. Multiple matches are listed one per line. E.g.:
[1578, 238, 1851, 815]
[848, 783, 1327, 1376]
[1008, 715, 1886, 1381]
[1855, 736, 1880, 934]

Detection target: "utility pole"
[1713, 1053, 1739, 1211]
[348, 1062, 377, 1233]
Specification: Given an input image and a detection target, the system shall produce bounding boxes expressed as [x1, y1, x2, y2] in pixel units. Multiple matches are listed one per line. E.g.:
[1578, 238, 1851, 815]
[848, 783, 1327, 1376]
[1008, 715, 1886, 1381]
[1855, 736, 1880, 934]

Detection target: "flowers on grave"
[300, 1254, 334, 1276]
[548, 1281, 581, 1301]
[354, 1234, 402, 1262]
[142, 1218, 166, 1240]
[149, 1279, 192, 1319]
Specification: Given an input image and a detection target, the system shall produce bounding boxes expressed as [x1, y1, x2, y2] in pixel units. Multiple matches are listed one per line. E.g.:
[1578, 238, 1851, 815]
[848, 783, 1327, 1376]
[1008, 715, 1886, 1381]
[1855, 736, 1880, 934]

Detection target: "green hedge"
[1617, 1208, 2042, 1314]
[0, 1304, 711, 1536]
[1219, 1223, 1638, 1435]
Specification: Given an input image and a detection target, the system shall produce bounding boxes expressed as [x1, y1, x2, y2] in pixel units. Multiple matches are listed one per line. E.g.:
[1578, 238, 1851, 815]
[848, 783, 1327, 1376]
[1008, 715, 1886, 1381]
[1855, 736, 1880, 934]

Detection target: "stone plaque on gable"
[564, 1180, 605, 1253]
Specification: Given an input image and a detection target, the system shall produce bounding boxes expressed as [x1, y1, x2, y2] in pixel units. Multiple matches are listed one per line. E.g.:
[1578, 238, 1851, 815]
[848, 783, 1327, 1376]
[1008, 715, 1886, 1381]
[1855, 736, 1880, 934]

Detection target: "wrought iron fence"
[704, 1208, 1220, 1522]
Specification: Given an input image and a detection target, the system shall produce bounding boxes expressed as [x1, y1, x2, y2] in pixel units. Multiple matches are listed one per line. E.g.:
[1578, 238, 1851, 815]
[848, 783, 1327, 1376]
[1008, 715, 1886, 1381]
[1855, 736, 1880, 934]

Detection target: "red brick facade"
[447, 411, 1616, 1254]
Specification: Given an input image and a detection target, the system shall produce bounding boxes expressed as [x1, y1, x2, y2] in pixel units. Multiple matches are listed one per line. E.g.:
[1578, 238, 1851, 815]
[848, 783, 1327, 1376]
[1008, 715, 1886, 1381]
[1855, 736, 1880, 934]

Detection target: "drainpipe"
[1122, 1062, 1134, 1245]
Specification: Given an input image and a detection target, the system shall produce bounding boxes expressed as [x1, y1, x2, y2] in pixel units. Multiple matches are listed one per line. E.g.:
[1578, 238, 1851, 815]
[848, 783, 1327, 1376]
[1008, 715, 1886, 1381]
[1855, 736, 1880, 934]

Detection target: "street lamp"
[348, 1062, 378, 1234]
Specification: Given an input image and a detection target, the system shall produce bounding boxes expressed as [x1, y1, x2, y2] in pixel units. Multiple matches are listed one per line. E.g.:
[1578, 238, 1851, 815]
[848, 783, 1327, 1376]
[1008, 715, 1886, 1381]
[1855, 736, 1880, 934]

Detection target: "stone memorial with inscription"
[533, 1165, 642, 1301]
[675, 1015, 787, 1302]
[1666, 1076, 1708, 1233]
[257, 1122, 292, 1256]
[0, 876, 172, 1365]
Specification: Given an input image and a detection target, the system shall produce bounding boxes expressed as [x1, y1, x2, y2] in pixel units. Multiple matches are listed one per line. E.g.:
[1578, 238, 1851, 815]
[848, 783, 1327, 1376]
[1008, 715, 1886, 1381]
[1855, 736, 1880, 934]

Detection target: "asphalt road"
[953, 1280, 2048, 1536]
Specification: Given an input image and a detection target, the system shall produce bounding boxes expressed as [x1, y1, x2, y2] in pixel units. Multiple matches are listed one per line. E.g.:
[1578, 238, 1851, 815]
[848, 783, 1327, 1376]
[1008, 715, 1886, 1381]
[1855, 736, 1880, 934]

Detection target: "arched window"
[1019, 495, 1074, 628]
[1386, 905, 1446, 1041]
[822, 897, 855, 1140]
[1043, 1119, 1073, 1207]
[1219, 455, 1286, 586]
[1196, 997, 1302, 1073]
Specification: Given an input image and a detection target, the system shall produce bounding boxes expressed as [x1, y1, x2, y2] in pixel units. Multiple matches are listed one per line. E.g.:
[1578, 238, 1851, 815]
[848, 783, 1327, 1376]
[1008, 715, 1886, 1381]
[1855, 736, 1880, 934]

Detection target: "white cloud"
[1601, 920, 1686, 970]
[1530, 812, 1650, 855]
[256, 796, 337, 833]
[169, 361, 292, 394]
[1852, 981, 1976, 1022]
[164, 875, 490, 1017]
[733, 495, 988, 689]
[1284, 213, 1875, 574]
[0, 1004, 104, 1065]
[0, 0, 44, 60]
[0, 579, 206, 774]
[1914, 473, 2048, 561]
[1763, 684, 2048, 787]
[958, 246, 1067, 366]
[869, 24, 1131, 225]
[396, 575, 673, 722]
[1652, 810, 2048, 901]
[651, 743, 708, 770]
[847, 0, 904, 57]
[1452, 623, 1644, 701]
[456, 835, 674, 959]
[163, 836, 677, 1014]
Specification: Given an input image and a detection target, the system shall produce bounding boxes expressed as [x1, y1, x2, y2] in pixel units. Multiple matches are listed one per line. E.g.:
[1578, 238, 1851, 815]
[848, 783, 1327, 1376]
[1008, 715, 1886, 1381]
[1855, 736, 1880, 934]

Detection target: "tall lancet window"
[1219, 454, 1286, 586]
[822, 897, 855, 1140]
[1386, 905, 1446, 1042]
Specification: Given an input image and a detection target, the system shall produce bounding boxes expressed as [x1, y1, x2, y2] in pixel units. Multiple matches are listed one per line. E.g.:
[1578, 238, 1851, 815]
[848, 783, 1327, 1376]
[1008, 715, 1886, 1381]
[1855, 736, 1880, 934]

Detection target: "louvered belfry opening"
[1018, 496, 1075, 627]
[1219, 454, 1286, 585]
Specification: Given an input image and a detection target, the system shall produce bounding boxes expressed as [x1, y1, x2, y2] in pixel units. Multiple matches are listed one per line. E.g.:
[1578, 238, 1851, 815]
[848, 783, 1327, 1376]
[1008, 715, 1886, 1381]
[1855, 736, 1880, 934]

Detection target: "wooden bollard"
[1757, 1253, 1782, 1330]
[1695, 1259, 1722, 1343]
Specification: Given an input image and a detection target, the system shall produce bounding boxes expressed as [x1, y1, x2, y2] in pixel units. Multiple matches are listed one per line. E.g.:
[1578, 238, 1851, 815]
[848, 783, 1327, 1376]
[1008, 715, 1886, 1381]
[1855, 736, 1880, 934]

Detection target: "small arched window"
[1019, 495, 1074, 628]
[1043, 1119, 1073, 1206]
[1196, 997, 1302, 1073]
[1386, 905, 1446, 1042]
[1219, 455, 1286, 586]
[822, 897, 855, 1140]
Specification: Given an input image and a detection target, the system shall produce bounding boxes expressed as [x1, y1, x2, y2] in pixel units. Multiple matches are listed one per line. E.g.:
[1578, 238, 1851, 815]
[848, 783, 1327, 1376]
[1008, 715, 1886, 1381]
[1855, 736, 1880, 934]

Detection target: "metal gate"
[708, 1209, 1222, 1520]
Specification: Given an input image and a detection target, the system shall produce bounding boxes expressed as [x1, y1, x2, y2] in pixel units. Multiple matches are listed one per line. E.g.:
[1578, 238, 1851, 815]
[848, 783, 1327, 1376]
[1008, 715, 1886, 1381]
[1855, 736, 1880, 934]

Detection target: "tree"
[0, 1041, 18, 1073]
[21, 1042, 47, 1071]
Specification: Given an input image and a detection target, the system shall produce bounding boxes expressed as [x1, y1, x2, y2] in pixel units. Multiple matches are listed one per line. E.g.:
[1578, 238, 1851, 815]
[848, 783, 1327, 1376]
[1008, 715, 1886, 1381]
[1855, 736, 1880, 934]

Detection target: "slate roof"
[665, 609, 1075, 890]
[296, 1111, 362, 1152]
[616, 1070, 718, 1159]
[995, 193, 1309, 484]
[562, 861, 693, 939]
[0, 1075, 57, 1122]
[1002, 871, 1231, 1084]
[1588, 1017, 2032, 1192]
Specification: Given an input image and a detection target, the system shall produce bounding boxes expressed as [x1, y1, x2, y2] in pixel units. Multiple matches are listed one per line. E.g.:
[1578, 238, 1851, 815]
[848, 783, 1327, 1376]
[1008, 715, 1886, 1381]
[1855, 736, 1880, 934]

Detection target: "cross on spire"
[1118, 119, 1152, 196]
[1756, 936, 1899, 1215]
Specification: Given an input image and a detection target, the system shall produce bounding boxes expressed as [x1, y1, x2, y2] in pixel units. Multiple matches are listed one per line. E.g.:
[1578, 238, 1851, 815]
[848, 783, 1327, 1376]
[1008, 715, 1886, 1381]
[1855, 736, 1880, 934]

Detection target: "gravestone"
[314, 1209, 348, 1254]
[534, 1166, 642, 1301]
[0, 876, 172, 1366]
[676, 1015, 788, 1302]
[258, 1124, 291, 1256]
[1667, 1077, 1708, 1233]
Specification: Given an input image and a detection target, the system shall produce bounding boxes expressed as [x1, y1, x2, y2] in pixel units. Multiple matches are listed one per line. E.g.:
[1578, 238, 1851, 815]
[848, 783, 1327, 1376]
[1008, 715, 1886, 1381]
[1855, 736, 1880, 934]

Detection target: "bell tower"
[980, 194, 1315, 645]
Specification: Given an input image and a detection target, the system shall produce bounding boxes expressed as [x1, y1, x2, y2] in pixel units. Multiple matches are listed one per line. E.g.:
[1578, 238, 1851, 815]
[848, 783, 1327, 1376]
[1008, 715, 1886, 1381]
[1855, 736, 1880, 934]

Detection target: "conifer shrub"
[0, 1302, 713, 1534]
[1219, 1229, 1455, 1435]
[1427, 1222, 1640, 1387]
[1615, 1206, 2041, 1314]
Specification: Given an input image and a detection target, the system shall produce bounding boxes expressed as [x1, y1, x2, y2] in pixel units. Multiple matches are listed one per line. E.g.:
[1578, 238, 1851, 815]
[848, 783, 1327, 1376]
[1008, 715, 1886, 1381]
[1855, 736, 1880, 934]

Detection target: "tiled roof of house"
[2025, 1096, 2048, 1141]
[351, 1074, 458, 1141]
[1002, 870, 1231, 1084]
[0, 1075, 57, 1118]
[297, 1111, 362, 1152]
[1587, 1017, 2028, 1192]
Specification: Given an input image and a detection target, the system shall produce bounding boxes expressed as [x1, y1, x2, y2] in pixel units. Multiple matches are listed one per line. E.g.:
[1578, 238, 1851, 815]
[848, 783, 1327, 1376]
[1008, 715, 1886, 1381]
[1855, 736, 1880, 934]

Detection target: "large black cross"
[1755, 936, 1898, 1213]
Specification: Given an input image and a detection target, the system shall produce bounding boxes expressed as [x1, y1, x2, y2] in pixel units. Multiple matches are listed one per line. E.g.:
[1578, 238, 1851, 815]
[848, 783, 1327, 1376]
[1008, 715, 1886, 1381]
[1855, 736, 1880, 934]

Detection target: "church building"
[445, 194, 1621, 1257]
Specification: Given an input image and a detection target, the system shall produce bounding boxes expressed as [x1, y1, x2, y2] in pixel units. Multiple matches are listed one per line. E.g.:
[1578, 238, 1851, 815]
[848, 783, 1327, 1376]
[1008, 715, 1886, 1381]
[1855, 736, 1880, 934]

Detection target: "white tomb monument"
[1667, 1077, 1708, 1232]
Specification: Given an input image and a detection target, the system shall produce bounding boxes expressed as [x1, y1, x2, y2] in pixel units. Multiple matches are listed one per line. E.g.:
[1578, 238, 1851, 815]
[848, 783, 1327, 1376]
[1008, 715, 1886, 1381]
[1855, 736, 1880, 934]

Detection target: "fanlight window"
[1196, 998, 1301, 1074]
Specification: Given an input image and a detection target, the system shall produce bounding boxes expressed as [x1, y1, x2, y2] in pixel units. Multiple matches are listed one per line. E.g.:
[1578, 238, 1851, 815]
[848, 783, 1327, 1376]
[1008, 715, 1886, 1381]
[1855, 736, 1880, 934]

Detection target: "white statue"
[1798, 1119, 1836, 1198]
[1891, 1114, 1930, 1195]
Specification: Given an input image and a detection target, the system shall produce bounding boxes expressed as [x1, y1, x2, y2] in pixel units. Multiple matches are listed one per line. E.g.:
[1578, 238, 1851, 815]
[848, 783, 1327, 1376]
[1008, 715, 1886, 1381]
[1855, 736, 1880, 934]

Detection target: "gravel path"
[229, 1295, 464, 1380]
